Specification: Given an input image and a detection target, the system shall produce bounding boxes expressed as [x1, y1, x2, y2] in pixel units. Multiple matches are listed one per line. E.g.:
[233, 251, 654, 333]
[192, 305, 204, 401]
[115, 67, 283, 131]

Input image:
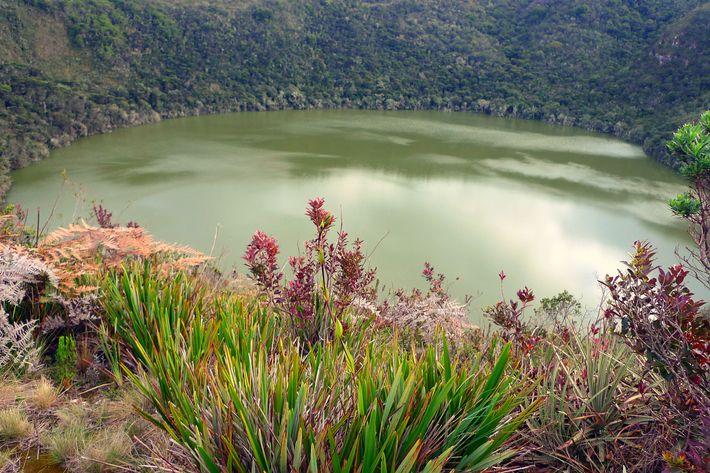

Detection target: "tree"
[668, 110, 710, 289]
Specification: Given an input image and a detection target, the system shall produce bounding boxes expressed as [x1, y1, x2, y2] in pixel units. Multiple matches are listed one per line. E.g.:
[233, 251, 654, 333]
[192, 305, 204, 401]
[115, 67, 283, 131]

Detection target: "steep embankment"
[0, 0, 708, 198]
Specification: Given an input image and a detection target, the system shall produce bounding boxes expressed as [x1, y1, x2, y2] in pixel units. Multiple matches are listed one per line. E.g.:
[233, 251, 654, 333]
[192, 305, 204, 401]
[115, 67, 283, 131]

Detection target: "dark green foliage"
[54, 334, 77, 385]
[0, 0, 708, 197]
[669, 111, 710, 181]
[64, 0, 129, 61]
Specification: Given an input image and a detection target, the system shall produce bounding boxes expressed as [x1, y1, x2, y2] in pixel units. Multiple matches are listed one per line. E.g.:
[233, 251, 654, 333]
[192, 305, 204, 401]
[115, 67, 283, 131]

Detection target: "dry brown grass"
[30, 378, 58, 410]
[44, 422, 88, 467]
[0, 381, 21, 410]
[35, 386, 191, 472]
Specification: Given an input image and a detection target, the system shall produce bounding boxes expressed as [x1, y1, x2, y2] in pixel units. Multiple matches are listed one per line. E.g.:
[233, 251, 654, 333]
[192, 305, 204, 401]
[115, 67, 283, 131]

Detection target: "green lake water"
[8, 110, 703, 318]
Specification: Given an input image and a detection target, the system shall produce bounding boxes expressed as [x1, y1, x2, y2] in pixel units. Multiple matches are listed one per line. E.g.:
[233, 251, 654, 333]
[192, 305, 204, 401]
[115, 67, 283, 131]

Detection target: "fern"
[2, 222, 210, 297]
[0, 243, 52, 375]
[41, 294, 99, 333]
[38, 221, 211, 293]
[0, 244, 58, 304]
[0, 306, 40, 376]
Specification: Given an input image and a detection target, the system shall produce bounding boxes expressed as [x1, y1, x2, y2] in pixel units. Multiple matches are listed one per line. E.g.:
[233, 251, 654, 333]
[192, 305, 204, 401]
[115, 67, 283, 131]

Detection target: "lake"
[7, 110, 700, 319]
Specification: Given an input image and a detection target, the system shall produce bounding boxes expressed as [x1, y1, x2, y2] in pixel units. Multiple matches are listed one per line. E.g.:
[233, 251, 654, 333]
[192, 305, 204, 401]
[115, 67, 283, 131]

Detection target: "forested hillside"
[0, 0, 708, 197]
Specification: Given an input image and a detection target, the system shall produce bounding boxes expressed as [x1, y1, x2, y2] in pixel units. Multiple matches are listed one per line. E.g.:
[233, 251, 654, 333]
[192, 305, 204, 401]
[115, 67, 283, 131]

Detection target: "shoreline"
[0, 99, 673, 201]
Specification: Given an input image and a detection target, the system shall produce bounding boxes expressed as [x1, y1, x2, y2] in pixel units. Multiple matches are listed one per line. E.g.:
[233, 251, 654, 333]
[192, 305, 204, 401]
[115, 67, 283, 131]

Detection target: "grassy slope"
[0, 0, 708, 198]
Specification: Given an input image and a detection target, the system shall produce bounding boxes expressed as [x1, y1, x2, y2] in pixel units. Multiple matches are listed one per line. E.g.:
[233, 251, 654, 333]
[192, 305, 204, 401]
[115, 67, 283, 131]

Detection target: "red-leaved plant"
[603, 241, 709, 399]
[603, 241, 710, 472]
[244, 198, 376, 345]
[92, 204, 139, 229]
[483, 271, 540, 355]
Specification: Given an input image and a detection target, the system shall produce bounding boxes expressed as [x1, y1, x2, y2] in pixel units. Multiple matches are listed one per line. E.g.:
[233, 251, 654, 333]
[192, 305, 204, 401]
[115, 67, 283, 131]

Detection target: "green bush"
[54, 335, 78, 386]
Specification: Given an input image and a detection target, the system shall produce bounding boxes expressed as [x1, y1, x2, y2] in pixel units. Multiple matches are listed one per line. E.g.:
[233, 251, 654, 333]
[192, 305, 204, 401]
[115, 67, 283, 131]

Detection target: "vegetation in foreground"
[0, 113, 708, 472]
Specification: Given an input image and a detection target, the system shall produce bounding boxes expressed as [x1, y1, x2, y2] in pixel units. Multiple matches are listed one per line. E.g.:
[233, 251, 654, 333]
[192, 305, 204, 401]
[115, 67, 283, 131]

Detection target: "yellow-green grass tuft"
[74, 428, 134, 473]
[45, 423, 89, 465]
[0, 408, 32, 440]
[0, 448, 13, 469]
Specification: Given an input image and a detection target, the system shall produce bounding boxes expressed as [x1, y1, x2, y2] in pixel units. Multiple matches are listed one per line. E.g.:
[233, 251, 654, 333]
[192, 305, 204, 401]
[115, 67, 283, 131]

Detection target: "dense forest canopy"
[0, 0, 708, 197]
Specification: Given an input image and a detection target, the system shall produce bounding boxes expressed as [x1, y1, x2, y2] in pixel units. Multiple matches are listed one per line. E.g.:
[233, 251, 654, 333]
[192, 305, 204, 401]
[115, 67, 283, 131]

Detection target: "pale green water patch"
[0, 448, 66, 473]
[8, 110, 703, 319]
[20, 452, 65, 473]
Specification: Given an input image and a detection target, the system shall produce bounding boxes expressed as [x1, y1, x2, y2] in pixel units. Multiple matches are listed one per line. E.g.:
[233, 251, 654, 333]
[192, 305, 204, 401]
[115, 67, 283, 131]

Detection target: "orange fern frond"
[36, 222, 211, 294]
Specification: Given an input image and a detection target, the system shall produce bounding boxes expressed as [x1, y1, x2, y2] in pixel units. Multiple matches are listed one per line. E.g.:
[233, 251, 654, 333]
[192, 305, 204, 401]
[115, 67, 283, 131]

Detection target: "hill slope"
[0, 0, 708, 197]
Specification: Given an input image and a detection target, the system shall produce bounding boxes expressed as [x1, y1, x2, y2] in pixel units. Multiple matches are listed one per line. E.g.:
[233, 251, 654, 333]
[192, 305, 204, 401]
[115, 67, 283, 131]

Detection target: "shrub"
[603, 241, 709, 406]
[54, 335, 78, 386]
[0, 203, 33, 245]
[603, 241, 709, 471]
[244, 198, 376, 345]
[667, 110, 710, 289]
[483, 272, 540, 355]
[379, 262, 477, 347]
[535, 289, 582, 342]
[485, 277, 677, 471]
[244, 197, 480, 350]
[92, 203, 139, 229]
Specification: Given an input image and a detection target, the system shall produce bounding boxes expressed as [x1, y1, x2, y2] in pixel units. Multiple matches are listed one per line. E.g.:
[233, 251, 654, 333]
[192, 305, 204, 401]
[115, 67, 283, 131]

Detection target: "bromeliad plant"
[484, 277, 673, 472]
[244, 198, 376, 345]
[522, 333, 665, 473]
[102, 264, 540, 473]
